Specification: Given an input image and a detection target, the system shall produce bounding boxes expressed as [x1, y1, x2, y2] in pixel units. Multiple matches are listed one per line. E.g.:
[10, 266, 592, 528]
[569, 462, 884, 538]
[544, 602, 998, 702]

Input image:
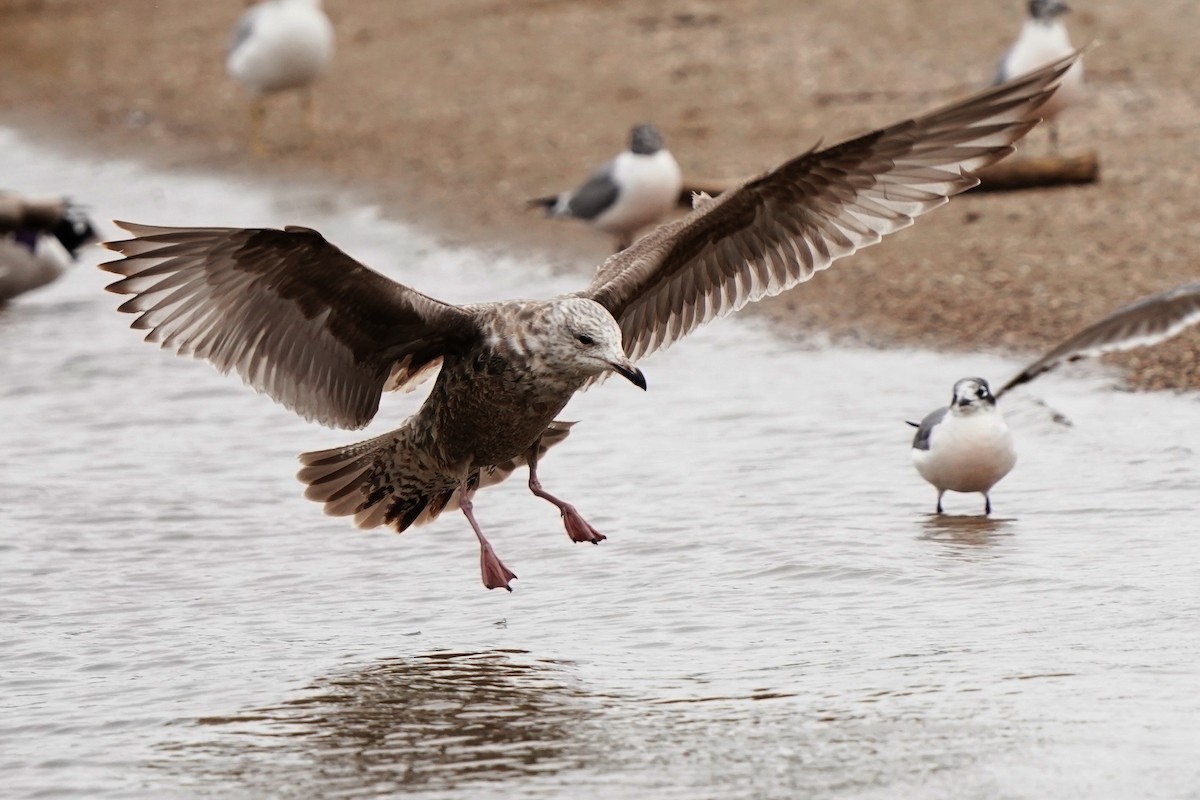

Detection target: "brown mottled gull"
[99, 53, 1079, 591]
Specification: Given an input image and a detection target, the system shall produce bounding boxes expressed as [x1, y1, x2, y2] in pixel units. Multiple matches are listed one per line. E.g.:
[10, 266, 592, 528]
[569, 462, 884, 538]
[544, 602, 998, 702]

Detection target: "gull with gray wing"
[100, 53, 1078, 591]
[910, 378, 1016, 515]
[996, 0, 1083, 151]
[529, 125, 683, 252]
[227, 0, 334, 154]
[909, 281, 1200, 514]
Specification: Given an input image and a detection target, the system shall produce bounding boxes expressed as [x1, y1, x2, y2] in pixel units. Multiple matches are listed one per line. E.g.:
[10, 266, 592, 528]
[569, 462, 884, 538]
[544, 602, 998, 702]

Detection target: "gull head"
[629, 124, 665, 156]
[51, 205, 98, 258]
[1029, 0, 1070, 21]
[539, 298, 646, 390]
[949, 377, 996, 415]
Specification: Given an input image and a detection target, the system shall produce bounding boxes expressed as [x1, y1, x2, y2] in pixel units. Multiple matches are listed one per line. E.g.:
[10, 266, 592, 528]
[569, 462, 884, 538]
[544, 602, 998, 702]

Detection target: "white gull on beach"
[910, 281, 1200, 515]
[529, 125, 683, 252]
[226, 0, 334, 153]
[996, 0, 1083, 150]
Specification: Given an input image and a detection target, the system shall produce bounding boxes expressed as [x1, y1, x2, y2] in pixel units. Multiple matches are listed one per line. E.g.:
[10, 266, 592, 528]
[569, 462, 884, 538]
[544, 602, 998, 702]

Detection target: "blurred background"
[2, 0, 1199, 385]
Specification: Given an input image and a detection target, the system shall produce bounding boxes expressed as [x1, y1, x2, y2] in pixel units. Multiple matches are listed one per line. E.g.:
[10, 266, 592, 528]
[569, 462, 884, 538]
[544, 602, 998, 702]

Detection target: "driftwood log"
[677, 152, 1099, 207]
[968, 152, 1099, 192]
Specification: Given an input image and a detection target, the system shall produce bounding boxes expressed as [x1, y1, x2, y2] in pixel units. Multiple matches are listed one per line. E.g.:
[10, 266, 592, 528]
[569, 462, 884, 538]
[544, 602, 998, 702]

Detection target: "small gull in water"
[100, 55, 1077, 591]
[996, 0, 1083, 151]
[528, 124, 683, 252]
[911, 281, 1200, 514]
[910, 378, 1016, 516]
[0, 193, 96, 304]
[227, 0, 335, 154]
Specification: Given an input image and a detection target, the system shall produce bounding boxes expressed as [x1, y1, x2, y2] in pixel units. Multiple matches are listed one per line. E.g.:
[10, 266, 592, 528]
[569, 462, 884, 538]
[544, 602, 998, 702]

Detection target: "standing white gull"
[227, 0, 335, 154]
[909, 281, 1200, 514]
[100, 54, 1078, 591]
[529, 124, 683, 252]
[910, 378, 1016, 515]
[0, 193, 97, 304]
[996, 0, 1083, 151]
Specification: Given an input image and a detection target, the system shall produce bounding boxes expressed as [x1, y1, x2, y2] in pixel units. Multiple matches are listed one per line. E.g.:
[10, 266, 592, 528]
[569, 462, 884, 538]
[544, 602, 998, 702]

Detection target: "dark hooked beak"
[610, 361, 647, 391]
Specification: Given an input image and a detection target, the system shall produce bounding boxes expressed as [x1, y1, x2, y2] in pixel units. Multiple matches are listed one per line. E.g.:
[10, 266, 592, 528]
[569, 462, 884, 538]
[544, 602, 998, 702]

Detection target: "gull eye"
[575, 333, 595, 346]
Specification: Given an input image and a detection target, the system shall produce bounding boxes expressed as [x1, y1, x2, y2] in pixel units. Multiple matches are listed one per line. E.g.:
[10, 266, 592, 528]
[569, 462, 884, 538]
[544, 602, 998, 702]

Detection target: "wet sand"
[2, 0, 1198, 389]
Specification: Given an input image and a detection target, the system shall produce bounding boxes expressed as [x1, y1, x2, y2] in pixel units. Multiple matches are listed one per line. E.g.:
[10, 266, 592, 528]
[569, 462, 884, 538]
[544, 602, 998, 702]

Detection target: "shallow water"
[3, 128, 1199, 799]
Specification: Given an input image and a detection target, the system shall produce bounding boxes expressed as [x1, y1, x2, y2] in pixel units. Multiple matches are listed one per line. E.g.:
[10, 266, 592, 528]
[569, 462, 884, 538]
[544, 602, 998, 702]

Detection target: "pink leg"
[460, 494, 516, 591]
[527, 454, 606, 545]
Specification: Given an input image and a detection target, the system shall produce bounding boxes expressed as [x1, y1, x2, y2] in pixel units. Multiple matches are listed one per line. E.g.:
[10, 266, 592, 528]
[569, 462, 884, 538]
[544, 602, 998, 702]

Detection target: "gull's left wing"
[579, 52, 1082, 362]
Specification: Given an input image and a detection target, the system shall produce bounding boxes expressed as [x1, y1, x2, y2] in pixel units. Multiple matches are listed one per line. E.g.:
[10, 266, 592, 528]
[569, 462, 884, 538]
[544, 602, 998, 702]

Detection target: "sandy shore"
[2, 0, 1198, 389]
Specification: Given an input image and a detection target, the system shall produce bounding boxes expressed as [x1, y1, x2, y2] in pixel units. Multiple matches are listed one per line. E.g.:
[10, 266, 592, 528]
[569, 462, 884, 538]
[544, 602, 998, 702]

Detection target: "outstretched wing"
[579, 52, 1081, 363]
[101, 222, 481, 429]
[996, 282, 1200, 399]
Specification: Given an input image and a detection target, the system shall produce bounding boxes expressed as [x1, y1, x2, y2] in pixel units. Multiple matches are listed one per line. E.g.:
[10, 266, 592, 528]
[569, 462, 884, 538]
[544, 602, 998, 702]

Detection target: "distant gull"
[0, 193, 96, 304]
[227, 0, 335, 154]
[910, 378, 1016, 515]
[910, 281, 1200, 514]
[996, 0, 1083, 151]
[100, 54, 1077, 591]
[528, 125, 683, 252]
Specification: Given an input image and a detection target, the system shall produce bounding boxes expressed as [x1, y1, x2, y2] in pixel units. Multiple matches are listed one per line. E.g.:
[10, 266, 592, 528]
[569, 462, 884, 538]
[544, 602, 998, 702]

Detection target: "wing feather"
[578, 52, 1082, 362]
[100, 222, 480, 429]
[996, 282, 1200, 398]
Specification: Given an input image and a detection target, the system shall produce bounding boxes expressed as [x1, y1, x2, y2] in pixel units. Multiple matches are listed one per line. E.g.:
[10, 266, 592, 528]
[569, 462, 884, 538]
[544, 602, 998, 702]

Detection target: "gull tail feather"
[295, 421, 577, 532]
[297, 429, 452, 532]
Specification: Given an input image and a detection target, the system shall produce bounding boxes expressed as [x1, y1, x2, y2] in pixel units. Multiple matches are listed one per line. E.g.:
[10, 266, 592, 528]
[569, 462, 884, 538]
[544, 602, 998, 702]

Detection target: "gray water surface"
[3, 129, 1199, 799]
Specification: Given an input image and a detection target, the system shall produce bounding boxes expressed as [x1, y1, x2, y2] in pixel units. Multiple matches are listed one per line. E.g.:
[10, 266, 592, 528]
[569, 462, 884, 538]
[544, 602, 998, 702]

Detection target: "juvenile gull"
[100, 54, 1078, 591]
[528, 124, 683, 252]
[996, 0, 1083, 151]
[0, 193, 96, 303]
[227, 0, 335, 154]
[909, 281, 1200, 514]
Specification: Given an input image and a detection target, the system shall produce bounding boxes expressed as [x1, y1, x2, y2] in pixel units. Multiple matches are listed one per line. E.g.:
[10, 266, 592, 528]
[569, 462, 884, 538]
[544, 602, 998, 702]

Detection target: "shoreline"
[3, 0, 1198, 390]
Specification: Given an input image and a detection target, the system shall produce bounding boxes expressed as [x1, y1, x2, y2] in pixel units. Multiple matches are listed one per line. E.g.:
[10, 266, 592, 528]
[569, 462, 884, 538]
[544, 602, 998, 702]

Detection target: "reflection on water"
[5, 128, 1200, 800]
[918, 514, 1016, 554]
[166, 651, 598, 795]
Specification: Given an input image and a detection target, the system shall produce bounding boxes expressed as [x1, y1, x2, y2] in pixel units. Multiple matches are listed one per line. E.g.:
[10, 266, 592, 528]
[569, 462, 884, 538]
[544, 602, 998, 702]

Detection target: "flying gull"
[528, 124, 683, 252]
[909, 281, 1200, 514]
[996, 0, 1083, 151]
[100, 53, 1078, 591]
[1, 193, 97, 303]
[227, 0, 335, 154]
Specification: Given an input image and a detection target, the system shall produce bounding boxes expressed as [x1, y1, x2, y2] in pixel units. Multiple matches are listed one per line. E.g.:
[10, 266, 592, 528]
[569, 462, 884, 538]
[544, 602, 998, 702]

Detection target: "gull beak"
[610, 360, 647, 391]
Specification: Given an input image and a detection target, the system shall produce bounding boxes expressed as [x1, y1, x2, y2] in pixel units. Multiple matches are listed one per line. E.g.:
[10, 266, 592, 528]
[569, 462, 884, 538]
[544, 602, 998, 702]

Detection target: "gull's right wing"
[101, 223, 482, 429]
